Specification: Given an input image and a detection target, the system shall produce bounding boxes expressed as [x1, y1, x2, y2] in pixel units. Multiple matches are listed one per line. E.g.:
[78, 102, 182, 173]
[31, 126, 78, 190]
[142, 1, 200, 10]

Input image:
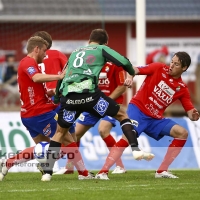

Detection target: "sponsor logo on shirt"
[66, 96, 94, 104]
[149, 96, 163, 109]
[27, 87, 35, 105]
[27, 66, 36, 75]
[68, 79, 93, 92]
[86, 55, 96, 64]
[145, 104, 161, 118]
[153, 80, 175, 104]
[99, 72, 107, 79]
[98, 78, 110, 85]
[98, 72, 110, 85]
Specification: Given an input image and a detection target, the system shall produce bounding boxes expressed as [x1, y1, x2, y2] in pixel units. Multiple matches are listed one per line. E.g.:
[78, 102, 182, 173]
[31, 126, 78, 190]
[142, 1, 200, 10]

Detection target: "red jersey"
[130, 63, 194, 119]
[18, 56, 58, 118]
[38, 50, 67, 89]
[98, 62, 126, 104]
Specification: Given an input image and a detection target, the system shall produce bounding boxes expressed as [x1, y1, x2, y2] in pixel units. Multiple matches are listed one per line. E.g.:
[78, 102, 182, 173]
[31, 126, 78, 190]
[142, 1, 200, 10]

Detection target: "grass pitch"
[0, 170, 200, 200]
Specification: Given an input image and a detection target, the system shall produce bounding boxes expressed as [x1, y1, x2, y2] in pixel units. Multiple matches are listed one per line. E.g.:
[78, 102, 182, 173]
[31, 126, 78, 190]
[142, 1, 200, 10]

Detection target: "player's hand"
[59, 69, 66, 80]
[191, 108, 199, 121]
[46, 89, 56, 97]
[124, 77, 133, 88]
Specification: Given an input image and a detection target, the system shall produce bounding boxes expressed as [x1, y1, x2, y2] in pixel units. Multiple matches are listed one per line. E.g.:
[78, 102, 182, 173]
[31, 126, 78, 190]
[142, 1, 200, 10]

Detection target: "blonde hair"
[26, 36, 48, 53]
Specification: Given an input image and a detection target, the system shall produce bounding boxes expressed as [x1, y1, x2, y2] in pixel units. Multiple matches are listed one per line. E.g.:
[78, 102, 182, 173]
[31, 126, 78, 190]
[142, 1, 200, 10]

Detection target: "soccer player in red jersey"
[0, 33, 94, 181]
[33, 31, 67, 95]
[54, 62, 127, 175]
[96, 51, 199, 179]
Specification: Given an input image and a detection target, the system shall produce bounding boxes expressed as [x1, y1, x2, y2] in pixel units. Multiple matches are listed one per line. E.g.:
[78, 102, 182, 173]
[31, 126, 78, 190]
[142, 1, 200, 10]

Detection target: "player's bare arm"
[187, 108, 200, 121]
[32, 72, 65, 83]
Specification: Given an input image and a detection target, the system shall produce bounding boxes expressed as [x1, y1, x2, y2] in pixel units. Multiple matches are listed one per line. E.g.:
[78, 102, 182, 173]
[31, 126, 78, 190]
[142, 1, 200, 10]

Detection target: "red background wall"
[0, 21, 199, 61]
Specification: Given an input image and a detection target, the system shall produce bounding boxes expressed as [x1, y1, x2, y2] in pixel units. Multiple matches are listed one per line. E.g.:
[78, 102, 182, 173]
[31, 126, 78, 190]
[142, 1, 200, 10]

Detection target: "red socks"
[103, 135, 125, 168]
[61, 142, 88, 176]
[98, 138, 129, 174]
[157, 138, 186, 173]
[6, 146, 34, 170]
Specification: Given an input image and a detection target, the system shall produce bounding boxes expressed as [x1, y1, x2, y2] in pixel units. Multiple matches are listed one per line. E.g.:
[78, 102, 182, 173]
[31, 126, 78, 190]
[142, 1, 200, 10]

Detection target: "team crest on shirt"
[105, 66, 109, 72]
[93, 97, 109, 116]
[63, 109, 76, 123]
[27, 66, 36, 75]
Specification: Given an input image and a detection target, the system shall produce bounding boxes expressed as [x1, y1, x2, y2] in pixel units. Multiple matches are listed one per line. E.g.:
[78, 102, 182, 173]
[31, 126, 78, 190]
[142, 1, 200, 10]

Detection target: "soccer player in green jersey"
[41, 29, 154, 181]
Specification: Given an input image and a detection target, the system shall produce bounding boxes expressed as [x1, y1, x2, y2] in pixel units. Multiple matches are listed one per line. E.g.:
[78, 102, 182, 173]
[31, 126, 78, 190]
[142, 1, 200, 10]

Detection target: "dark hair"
[173, 52, 191, 70]
[32, 31, 52, 49]
[89, 29, 109, 45]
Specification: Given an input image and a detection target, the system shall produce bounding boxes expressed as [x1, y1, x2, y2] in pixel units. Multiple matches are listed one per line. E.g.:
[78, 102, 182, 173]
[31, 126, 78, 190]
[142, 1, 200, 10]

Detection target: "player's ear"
[34, 46, 39, 53]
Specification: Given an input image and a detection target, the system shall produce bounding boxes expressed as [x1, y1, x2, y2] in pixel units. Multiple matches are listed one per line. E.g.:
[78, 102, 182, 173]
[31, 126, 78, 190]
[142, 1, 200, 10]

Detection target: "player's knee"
[76, 132, 83, 141]
[115, 108, 128, 122]
[181, 129, 188, 139]
[174, 128, 188, 139]
[98, 127, 106, 138]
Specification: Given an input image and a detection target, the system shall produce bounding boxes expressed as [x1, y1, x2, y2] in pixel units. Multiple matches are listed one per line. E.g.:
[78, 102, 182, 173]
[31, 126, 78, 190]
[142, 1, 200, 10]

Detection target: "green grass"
[0, 170, 200, 200]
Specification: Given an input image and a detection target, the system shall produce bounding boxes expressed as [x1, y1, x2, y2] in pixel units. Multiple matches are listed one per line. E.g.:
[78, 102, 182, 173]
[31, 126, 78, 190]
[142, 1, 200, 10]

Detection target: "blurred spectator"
[146, 45, 169, 64]
[0, 54, 19, 107]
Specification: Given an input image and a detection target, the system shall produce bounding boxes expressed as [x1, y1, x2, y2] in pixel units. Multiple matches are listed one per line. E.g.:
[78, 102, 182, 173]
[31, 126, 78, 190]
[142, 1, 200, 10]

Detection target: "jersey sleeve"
[179, 88, 194, 112]
[102, 46, 135, 76]
[138, 62, 165, 75]
[115, 66, 126, 86]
